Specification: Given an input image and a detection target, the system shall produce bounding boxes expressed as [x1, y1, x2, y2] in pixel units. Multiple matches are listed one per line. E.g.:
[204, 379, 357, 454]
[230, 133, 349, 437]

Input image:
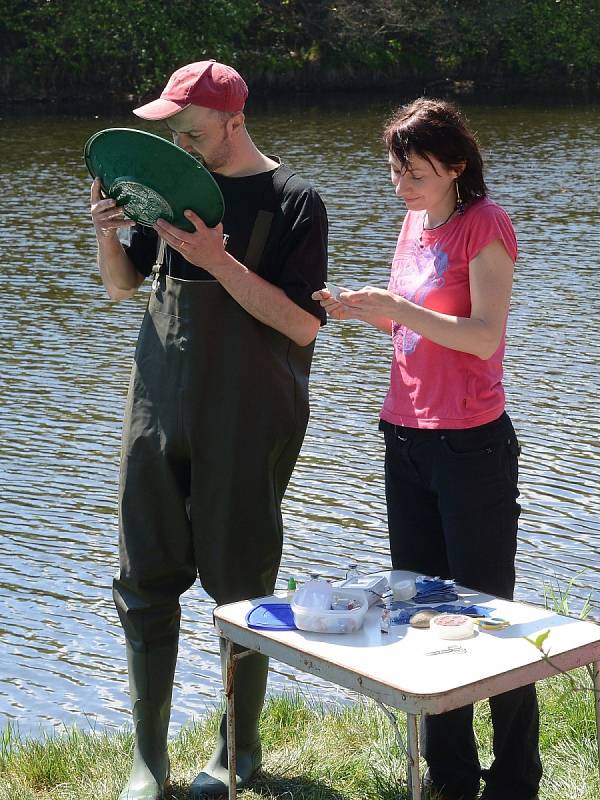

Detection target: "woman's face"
[389, 150, 460, 212]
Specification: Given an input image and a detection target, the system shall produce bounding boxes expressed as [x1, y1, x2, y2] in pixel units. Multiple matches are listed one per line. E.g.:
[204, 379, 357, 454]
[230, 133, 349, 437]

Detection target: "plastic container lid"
[246, 603, 297, 631]
[84, 127, 225, 232]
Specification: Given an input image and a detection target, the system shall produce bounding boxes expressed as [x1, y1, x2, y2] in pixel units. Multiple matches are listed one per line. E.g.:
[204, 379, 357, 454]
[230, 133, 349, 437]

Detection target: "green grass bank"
[1, 671, 597, 800]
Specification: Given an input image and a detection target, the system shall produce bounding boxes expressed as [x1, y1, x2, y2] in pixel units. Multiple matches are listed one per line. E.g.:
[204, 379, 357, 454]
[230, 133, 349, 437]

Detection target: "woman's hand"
[312, 286, 397, 332]
[338, 286, 399, 320]
[311, 287, 355, 320]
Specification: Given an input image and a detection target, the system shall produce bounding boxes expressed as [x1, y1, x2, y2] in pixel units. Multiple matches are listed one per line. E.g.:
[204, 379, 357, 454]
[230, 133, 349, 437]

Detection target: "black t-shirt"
[124, 163, 328, 324]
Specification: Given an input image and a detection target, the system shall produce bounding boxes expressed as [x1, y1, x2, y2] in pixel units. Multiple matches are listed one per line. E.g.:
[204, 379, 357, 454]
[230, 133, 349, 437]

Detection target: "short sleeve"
[124, 224, 159, 278]
[466, 201, 518, 264]
[274, 186, 328, 324]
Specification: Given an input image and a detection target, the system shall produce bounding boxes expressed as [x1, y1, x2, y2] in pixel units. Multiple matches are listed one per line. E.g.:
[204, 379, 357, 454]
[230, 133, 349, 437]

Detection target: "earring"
[456, 181, 465, 215]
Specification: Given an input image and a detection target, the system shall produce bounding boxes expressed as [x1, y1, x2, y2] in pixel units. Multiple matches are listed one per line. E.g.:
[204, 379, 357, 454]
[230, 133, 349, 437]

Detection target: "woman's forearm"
[388, 296, 501, 360]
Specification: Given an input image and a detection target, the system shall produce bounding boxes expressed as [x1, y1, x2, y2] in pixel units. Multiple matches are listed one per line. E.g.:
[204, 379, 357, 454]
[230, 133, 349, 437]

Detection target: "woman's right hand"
[90, 178, 134, 240]
[312, 287, 354, 320]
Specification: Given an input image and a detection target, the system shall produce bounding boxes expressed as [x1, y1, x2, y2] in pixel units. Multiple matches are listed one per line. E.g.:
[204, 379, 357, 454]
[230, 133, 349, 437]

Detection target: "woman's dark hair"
[383, 98, 487, 206]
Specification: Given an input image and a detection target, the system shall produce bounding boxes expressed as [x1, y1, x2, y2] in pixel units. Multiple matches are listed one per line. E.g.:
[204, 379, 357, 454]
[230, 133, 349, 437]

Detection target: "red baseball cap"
[133, 60, 248, 120]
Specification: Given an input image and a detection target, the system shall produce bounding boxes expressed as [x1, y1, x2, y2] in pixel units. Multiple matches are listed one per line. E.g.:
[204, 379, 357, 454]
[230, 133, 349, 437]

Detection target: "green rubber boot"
[118, 641, 177, 800]
[190, 644, 267, 798]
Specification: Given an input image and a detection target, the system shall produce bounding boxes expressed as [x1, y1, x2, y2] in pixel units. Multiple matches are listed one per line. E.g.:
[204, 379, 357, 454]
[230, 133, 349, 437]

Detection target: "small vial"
[286, 577, 297, 602]
[117, 223, 133, 247]
[345, 563, 360, 581]
[380, 604, 391, 634]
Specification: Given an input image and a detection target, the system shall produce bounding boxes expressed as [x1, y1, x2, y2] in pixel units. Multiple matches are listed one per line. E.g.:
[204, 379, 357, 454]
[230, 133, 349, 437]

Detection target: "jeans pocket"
[439, 433, 498, 459]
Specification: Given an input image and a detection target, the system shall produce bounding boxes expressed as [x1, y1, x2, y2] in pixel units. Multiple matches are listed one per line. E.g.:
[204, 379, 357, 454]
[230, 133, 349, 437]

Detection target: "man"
[89, 60, 327, 800]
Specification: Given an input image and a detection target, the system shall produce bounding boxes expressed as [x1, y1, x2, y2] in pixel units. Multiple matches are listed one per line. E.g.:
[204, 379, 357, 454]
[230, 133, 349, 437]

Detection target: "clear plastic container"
[292, 589, 368, 634]
[390, 576, 417, 601]
[291, 575, 332, 610]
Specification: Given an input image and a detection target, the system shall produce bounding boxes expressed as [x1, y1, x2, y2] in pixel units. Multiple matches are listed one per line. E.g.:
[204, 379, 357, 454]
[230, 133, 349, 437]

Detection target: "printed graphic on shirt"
[389, 239, 450, 354]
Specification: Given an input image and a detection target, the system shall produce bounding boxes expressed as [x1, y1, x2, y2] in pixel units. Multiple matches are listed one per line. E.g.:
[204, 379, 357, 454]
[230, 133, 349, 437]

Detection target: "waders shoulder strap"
[243, 165, 296, 271]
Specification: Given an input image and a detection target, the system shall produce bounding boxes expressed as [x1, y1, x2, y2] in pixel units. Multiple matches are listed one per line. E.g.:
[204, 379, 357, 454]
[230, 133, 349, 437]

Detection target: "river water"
[0, 97, 598, 736]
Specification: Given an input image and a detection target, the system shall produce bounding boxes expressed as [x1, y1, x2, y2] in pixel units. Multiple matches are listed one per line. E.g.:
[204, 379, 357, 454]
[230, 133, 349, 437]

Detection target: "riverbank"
[2, 72, 599, 110]
[1, 673, 597, 800]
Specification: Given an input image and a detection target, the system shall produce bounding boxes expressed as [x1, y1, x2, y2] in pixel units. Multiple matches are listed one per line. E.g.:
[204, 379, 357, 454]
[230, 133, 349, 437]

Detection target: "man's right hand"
[90, 177, 144, 301]
[90, 177, 134, 240]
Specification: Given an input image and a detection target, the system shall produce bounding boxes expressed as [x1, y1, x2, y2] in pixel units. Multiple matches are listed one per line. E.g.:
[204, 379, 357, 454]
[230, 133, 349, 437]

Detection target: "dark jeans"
[380, 412, 542, 800]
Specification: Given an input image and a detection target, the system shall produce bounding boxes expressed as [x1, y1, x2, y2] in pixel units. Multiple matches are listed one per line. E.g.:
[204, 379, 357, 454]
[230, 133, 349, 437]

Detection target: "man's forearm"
[211, 254, 320, 346]
[96, 234, 144, 301]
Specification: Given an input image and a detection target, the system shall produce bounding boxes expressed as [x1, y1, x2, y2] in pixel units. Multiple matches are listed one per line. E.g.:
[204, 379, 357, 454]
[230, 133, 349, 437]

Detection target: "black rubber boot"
[118, 641, 177, 800]
[190, 644, 267, 798]
[422, 767, 480, 800]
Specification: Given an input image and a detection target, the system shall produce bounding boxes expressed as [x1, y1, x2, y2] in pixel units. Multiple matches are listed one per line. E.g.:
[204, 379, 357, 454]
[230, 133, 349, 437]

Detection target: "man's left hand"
[154, 210, 229, 274]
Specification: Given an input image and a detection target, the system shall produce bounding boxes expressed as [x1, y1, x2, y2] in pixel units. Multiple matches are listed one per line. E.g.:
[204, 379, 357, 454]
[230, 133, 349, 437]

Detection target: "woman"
[313, 99, 542, 800]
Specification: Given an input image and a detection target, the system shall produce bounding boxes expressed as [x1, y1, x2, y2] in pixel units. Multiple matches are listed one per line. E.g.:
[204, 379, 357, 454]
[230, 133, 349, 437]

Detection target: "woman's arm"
[338, 238, 514, 359]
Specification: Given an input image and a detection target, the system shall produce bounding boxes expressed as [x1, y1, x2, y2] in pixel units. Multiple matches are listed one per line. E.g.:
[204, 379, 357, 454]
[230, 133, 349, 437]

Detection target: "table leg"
[593, 660, 600, 776]
[406, 713, 421, 800]
[224, 638, 238, 800]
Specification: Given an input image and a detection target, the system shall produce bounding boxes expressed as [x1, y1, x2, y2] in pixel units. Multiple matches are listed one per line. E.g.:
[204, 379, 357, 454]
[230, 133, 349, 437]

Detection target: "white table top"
[214, 571, 600, 714]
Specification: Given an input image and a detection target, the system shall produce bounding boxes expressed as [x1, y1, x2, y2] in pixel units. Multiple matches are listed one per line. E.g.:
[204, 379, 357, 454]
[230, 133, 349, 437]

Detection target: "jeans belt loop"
[394, 424, 408, 442]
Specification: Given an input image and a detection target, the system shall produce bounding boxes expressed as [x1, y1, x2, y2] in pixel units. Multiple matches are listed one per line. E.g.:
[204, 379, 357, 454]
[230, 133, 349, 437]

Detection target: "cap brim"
[133, 99, 189, 120]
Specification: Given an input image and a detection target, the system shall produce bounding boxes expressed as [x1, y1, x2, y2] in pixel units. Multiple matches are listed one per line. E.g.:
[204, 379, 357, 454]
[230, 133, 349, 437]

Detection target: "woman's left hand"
[339, 286, 399, 320]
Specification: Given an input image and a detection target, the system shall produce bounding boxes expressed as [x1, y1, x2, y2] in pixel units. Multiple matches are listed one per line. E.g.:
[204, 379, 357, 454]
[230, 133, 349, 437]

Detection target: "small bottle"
[286, 577, 297, 602]
[380, 604, 391, 634]
[345, 563, 360, 582]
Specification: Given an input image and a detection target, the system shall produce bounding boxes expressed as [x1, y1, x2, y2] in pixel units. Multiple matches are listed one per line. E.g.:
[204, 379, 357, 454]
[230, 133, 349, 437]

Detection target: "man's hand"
[90, 178, 134, 240]
[154, 210, 228, 273]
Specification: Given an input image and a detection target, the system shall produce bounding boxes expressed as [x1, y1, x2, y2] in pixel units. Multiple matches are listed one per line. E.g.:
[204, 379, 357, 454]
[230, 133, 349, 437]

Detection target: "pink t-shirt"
[381, 197, 517, 430]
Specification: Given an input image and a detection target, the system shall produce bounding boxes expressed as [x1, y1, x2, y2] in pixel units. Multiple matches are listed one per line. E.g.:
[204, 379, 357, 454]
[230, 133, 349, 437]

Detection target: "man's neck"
[219, 134, 279, 178]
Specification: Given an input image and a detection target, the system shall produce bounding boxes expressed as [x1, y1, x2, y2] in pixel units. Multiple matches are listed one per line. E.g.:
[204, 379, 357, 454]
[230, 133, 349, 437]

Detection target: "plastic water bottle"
[293, 574, 332, 610]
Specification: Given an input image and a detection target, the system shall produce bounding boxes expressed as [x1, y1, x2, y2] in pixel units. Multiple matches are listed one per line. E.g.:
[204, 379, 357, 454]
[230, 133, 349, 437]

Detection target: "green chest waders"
[113, 171, 314, 797]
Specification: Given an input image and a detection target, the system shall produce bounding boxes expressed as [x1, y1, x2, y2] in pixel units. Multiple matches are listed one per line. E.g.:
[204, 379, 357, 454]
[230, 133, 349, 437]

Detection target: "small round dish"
[430, 613, 475, 640]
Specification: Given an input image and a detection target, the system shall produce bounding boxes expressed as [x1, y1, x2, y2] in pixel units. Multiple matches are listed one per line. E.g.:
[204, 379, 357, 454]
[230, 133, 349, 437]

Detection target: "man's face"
[166, 105, 236, 172]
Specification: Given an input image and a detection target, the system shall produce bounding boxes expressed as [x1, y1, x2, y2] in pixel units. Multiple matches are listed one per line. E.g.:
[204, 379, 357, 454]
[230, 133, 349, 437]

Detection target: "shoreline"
[2, 74, 599, 111]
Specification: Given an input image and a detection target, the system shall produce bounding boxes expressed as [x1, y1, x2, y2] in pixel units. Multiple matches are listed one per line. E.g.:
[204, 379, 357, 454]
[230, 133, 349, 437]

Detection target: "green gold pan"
[84, 127, 224, 232]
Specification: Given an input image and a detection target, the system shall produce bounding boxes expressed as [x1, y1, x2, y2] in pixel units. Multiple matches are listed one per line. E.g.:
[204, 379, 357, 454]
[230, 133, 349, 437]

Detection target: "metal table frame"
[214, 573, 600, 800]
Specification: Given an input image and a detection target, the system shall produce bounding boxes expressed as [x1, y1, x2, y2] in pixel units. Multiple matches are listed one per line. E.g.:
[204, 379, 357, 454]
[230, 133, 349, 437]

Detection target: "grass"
[1, 674, 598, 800]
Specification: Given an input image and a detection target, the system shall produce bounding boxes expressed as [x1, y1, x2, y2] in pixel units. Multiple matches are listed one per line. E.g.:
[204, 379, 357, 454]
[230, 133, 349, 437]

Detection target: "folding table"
[213, 570, 600, 799]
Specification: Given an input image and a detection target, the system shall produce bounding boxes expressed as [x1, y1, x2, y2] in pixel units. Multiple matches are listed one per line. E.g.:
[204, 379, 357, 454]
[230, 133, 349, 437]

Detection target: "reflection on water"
[0, 99, 598, 736]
